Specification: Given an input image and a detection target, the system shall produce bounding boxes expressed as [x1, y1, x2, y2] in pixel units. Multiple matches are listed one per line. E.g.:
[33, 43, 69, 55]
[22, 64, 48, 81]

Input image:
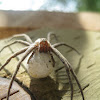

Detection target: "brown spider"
[0, 33, 84, 100]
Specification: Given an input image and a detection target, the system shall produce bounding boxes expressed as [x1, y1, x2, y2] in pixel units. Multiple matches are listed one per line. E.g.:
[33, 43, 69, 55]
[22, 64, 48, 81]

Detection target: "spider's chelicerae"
[0, 33, 84, 100]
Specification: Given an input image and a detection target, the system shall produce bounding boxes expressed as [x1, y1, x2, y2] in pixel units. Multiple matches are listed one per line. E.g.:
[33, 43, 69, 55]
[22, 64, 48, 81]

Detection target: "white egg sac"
[26, 51, 54, 78]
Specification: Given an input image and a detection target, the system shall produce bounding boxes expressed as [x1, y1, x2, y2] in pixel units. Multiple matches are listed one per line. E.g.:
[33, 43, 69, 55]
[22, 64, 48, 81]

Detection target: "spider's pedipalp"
[8, 34, 33, 43]
[0, 47, 28, 71]
[51, 47, 84, 100]
[52, 42, 80, 55]
[7, 45, 37, 100]
[0, 40, 30, 53]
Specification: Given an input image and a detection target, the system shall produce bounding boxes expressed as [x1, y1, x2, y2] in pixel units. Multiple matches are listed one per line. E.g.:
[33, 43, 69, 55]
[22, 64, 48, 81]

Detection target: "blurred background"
[0, 0, 100, 12]
[0, 0, 100, 39]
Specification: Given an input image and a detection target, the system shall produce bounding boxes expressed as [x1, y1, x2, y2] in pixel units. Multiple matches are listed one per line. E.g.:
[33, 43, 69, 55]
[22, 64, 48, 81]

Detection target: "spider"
[0, 33, 84, 100]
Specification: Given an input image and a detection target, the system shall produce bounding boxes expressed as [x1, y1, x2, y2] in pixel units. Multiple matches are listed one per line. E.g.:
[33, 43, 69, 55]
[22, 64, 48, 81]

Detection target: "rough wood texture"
[0, 11, 100, 39]
[0, 77, 31, 100]
[0, 28, 98, 100]
[0, 27, 35, 39]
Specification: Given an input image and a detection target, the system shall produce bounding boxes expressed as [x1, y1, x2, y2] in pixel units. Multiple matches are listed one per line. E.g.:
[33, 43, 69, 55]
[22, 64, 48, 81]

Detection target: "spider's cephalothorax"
[0, 33, 85, 100]
[34, 38, 51, 53]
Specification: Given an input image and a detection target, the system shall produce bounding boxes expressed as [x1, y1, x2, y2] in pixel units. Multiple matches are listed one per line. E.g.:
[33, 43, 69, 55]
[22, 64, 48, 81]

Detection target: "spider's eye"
[49, 60, 51, 62]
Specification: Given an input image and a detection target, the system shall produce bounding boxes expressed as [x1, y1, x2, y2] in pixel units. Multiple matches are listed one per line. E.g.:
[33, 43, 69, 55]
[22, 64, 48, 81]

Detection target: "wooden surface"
[0, 11, 100, 31]
[0, 27, 35, 39]
[0, 11, 100, 39]
[0, 77, 31, 100]
[0, 28, 99, 100]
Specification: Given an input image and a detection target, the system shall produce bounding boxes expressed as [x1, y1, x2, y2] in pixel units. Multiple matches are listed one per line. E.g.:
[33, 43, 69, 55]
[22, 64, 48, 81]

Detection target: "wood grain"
[0, 11, 100, 31]
[0, 28, 99, 100]
[0, 77, 31, 100]
[0, 11, 100, 39]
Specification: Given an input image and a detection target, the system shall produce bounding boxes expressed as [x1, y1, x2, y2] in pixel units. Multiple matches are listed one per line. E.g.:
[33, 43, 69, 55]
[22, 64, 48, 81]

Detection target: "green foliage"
[40, 0, 100, 12]
[0, 0, 100, 12]
[76, 0, 100, 12]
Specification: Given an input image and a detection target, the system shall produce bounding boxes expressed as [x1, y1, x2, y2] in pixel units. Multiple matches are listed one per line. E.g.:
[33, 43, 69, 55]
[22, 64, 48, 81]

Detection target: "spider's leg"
[9, 34, 33, 43]
[52, 42, 80, 55]
[51, 47, 84, 100]
[68, 63, 84, 100]
[0, 40, 30, 53]
[51, 48, 73, 100]
[7, 46, 37, 100]
[0, 47, 28, 71]
[47, 32, 58, 43]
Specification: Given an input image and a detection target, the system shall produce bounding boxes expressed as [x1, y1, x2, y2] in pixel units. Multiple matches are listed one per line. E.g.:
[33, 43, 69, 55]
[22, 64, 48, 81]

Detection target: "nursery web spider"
[0, 33, 84, 100]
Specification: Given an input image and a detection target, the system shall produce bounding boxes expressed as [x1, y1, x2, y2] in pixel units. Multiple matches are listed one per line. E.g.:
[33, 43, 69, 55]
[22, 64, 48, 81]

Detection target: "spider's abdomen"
[26, 52, 54, 78]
